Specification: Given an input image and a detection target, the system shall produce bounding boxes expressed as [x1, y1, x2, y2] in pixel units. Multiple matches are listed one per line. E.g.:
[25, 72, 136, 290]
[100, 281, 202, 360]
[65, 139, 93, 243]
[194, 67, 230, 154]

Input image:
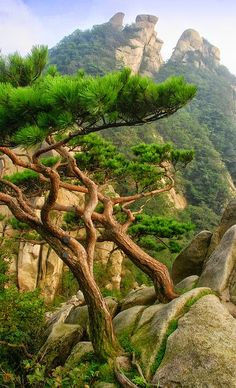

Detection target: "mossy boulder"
[65, 296, 118, 330]
[153, 294, 236, 387]
[64, 341, 93, 369]
[175, 275, 199, 292]
[130, 287, 212, 379]
[65, 305, 89, 328]
[38, 323, 83, 370]
[113, 305, 145, 337]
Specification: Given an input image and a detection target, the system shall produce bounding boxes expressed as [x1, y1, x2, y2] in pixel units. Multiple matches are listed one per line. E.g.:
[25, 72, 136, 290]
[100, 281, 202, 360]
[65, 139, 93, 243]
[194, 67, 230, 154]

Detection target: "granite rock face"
[153, 295, 236, 387]
[171, 29, 221, 69]
[114, 13, 164, 76]
[39, 323, 83, 370]
[108, 12, 125, 29]
[120, 286, 157, 311]
[172, 230, 212, 284]
[175, 275, 199, 292]
[130, 287, 212, 379]
[198, 225, 236, 305]
[206, 199, 236, 258]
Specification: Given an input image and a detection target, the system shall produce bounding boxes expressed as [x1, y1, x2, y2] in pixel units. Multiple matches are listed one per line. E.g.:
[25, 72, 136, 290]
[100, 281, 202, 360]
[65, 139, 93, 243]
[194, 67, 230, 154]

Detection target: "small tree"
[0, 47, 196, 362]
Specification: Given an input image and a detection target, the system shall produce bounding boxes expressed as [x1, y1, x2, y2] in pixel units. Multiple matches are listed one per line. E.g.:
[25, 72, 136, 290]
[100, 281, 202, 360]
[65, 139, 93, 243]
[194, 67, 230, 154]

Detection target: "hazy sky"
[0, 0, 236, 74]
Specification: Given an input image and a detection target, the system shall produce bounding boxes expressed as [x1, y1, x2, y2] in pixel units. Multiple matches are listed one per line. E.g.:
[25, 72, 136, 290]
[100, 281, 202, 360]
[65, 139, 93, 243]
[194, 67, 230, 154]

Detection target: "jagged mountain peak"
[108, 12, 125, 29]
[170, 28, 220, 69]
[50, 13, 164, 76]
[135, 14, 159, 25]
[114, 13, 163, 76]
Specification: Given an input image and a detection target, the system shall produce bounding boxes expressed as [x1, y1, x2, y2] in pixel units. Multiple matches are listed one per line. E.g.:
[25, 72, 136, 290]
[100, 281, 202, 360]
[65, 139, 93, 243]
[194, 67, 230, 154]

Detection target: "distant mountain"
[49, 13, 236, 229]
[49, 13, 164, 76]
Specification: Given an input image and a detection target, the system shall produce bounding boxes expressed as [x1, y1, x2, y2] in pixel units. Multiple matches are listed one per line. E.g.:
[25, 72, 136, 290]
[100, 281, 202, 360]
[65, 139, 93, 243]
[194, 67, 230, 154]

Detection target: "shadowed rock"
[172, 230, 212, 284]
[207, 199, 236, 258]
[198, 225, 236, 307]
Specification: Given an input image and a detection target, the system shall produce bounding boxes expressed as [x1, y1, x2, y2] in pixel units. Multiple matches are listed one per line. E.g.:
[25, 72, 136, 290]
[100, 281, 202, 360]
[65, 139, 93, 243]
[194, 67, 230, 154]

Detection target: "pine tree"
[0, 46, 196, 364]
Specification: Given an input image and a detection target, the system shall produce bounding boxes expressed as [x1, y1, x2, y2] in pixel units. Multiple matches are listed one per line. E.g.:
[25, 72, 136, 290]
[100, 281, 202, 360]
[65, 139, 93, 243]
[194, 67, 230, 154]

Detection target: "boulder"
[105, 297, 119, 317]
[172, 231, 212, 283]
[65, 296, 118, 328]
[198, 225, 236, 305]
[65, 305, 89, 329]
[171, 28, 220, 69]
[38, 323, 83, 370]
[65, 341, 93, 369]
[120, 286, 157, 311]
[153, 295, 236, 387]
[135, 14, 158, 25]
[108, 12, 125, 29]
[113, 305, 145, 337]
[175, 275, 199, 292]
[207, 199, 236, 258]
[130, 287, 212, 379]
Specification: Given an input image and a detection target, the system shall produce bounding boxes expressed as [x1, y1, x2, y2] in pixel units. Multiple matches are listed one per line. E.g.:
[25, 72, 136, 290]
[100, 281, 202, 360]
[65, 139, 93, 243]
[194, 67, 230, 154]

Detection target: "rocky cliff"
[49, 13, 164, 76]
[170, 29, 221, 70]
[113, 13, 164, 76]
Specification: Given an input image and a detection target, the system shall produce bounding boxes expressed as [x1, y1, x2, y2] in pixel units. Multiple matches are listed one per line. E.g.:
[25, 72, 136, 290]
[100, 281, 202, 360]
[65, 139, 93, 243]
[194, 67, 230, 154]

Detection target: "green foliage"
[0, 45, 48, 86]
[0, 62, 196, 145]
[119, 331, 135, 354]
[8, 217, 31, 231]
[0, 255, 9, 291]
[4, 169, 39, 185]
[132, 142, 194, 166]
[62, 211, 83, 230]
[120, 258, 152, 293]
[132, 375, 152, 387]
[25, 356, 118, 387]
[179, 204, 219, 232]
[73, 133, 193, 197]
[13, 125, 47, 147]
[128, 214, 194, 259]
[56, 269, 79, 302]
[151, 319, 178, 374]
[40, 155, 60, 167]
[129, 214, 194, 238]
[49, 23, 124, 75]
[48, 19, 236, 225]
[0, 255, 45, 384]
[182, 289, 214, 314]
[156, 61, 236, 214]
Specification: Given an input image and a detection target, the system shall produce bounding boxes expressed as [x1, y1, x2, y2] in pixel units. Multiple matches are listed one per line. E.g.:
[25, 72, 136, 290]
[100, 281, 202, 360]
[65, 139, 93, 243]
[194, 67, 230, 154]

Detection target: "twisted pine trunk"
[40, 231, 121, 361]
[108, 225, 178, 303]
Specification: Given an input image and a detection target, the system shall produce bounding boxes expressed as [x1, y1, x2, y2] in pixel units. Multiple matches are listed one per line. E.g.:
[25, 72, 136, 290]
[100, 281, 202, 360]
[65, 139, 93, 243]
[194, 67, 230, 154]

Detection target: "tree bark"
[107, 224, 178, 302]
[38, 230, 121, 360]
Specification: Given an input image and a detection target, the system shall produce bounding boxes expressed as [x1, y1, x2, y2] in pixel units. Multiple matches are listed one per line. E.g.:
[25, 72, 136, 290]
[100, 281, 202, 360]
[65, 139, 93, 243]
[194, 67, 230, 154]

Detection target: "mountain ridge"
[49, 13, 236, 228]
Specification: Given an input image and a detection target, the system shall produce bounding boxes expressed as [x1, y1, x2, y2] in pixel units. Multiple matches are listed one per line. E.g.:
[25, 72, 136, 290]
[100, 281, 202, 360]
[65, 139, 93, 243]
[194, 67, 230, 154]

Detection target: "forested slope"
[49, 13, 236, 228]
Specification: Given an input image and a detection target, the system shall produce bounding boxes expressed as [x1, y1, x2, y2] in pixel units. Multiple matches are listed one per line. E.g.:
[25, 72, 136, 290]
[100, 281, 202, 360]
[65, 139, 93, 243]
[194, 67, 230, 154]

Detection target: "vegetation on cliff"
[0, 44, 196, 382]
[48, 17, 236, 227]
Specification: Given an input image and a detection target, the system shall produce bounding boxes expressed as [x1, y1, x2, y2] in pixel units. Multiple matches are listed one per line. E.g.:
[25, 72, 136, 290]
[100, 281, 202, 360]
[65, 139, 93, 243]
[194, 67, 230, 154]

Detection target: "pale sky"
[0, 0, 236, 75]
